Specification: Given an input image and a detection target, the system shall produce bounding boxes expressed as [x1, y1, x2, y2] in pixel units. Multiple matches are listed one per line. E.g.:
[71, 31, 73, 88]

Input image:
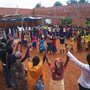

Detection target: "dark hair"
[41, 37, 43, 40]
[65, 43, 68, 46]
[1, 38, 6, 43]
[78, 35, 81, 38]
[32, 56, 40, 66]
[0, 43, 5, 49]
[7, 46, 13, 55]
[86, 54, 90, 65]
[71, 35, 74, 38]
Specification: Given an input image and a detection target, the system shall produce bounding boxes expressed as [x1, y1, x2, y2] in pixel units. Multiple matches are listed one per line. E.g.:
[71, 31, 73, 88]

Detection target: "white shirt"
[67, 51, 90, 89]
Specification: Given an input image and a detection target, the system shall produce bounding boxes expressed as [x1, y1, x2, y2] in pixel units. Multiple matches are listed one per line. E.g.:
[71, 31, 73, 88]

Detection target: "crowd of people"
[0, 24, 90, 90]
[1, 24, 90, 53]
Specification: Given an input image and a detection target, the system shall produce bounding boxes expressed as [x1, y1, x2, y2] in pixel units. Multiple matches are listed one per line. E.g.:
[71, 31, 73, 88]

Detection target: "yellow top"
[88, 34, 90, 42]
[85, 35, 89, 43]
[77, 31, 80, 35]
[27, 35, 30, 41]
[81, 35, 85, 43]
[27, 60, 44, 90]
[70, 37, 74, 45]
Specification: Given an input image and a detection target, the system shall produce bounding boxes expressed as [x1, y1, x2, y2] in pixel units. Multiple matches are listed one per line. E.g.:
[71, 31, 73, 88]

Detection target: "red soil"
[0, 39, 89, 90]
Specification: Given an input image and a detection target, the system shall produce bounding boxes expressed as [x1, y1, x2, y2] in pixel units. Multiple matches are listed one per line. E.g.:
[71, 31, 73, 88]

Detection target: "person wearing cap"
[45, 51, 69, 90]
[67, 51, 90, 90]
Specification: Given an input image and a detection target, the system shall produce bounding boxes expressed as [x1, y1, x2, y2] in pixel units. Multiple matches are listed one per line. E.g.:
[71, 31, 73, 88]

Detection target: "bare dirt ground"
[0, 39, 89, 90]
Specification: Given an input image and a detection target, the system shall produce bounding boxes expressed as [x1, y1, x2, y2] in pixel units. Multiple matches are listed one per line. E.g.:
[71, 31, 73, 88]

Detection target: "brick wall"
[33, 3, 90, 26]
[0, 3, 90, 26]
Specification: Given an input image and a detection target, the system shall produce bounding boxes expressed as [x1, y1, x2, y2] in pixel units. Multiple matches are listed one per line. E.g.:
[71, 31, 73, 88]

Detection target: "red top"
[49, 63, 65, 80]
[32, 35, 37, 42]
[52, 39, 56, 46]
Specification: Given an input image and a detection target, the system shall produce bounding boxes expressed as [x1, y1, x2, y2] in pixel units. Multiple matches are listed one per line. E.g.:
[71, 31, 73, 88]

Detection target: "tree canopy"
[67, 0, 77, 5]
[53, 1, 63, 7]
[35, 3, 44, 8]
[67, 0, 89, 5]
[78, 0, 89, 4]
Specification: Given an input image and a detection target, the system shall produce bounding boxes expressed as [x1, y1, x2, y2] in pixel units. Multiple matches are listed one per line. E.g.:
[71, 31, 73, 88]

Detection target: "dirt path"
[0, 40, 89, 90]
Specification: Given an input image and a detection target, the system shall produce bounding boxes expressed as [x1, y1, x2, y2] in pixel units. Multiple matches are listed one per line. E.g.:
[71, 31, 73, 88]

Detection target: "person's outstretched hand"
[25, 45, 32, 57]
[15, 41, 20, 51]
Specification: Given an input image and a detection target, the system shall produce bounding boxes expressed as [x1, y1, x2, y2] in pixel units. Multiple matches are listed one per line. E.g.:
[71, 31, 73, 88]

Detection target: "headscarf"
[54, 58, 64, 75]
[15, 51, 22, 59]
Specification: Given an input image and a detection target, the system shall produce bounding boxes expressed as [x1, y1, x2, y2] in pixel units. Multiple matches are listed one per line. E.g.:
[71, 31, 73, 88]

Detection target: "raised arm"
[20, 46, 31, 63]
[15, 42, 19, 52]
[15, 41, 23, 52]
[43, 47, 47, 64]
[64, 56, 69, 68]
[45, 54, 51, 66]
[67, 51, 88, 70]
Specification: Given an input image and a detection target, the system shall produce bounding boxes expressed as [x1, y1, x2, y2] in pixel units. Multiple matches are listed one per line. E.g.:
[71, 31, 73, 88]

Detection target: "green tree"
[78, 0, 88, 4]
[53, 1, 63, 7]
[67, 0, 77, 5]
[35, 3, 42, 8]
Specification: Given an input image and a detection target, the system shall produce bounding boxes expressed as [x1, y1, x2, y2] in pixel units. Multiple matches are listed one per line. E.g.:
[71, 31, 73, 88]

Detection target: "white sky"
[0, 0, 68, 9]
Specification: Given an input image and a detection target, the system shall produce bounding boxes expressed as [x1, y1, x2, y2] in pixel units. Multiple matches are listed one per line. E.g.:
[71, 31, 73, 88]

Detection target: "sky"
[0, 0, 68, 9]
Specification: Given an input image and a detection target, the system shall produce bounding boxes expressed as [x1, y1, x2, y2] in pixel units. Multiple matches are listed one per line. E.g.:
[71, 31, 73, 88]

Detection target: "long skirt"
[49, 79, 65, 90]
[47, 43, 52, 51]
[52, 46, 57, 52]
[23, 40, 27, 47]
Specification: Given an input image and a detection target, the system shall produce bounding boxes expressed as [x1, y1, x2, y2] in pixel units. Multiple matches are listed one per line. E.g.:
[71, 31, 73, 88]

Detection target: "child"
[88, 33, 90, 50]
[45, 50, 69, 90]
[70, 35, 75, 52]
[32, 34, 37, 50]
[27, 33, 30, 44]
[26, 47, 48, 90]
[65, 43, 69, 53]
[39, 36, 45, 53]
[81, 34, 85, 51]
[46, 35, 52, 54]
[85, 33, 89, 51]
[52, 36, 57, 54]
[77, 35, 82, 52]
[59, 35, 65, 53]
[23, 33, 28, 47]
